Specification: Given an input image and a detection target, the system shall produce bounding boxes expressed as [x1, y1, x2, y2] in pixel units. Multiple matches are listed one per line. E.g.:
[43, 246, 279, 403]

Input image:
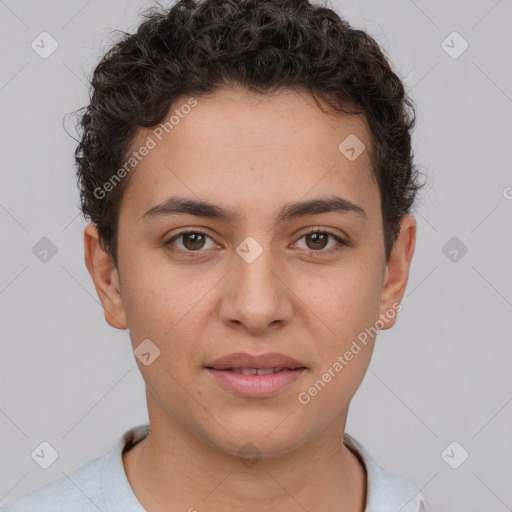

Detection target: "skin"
[84, 85, 416, 512]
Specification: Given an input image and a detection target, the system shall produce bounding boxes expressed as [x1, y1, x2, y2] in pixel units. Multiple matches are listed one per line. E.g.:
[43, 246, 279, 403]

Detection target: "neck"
[123, 403, 366, 512]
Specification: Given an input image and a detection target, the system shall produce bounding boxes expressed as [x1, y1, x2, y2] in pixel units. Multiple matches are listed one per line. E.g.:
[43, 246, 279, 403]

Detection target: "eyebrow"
[141, 195, 367, 224]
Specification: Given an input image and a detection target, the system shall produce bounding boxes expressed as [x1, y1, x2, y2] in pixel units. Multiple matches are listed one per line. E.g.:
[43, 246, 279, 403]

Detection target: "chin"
[204, 420, 307, 461]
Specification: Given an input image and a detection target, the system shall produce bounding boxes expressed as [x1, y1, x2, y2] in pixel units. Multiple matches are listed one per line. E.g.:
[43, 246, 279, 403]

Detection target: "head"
[80, 0, 424, 458]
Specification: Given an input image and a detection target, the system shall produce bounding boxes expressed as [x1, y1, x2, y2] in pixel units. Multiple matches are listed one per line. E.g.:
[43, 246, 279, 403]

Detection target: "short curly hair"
[75, 0, 425, 268]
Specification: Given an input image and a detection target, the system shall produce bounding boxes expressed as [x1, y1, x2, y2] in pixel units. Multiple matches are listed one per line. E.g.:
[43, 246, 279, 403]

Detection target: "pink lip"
[205, 352, 307, 398]
[206, 368, 306, 398]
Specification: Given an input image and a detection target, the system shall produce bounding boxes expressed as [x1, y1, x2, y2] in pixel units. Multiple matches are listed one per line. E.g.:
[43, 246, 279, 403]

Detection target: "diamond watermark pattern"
[236, 236, 263, 264]
[31, 441, 59, 469]
[32, 237, 58, 263]
[441, 31, 468, 59]
[134, 338, 161, 366]
[237, 442, 262, 468]
[31, 32, 59, 59]
[441, 441, 469, 469]
[442, 237, 468, 263]
[338, 134, 366, 161]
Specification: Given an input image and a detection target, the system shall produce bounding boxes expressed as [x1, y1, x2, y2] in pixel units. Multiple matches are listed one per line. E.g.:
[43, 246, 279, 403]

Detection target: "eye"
[164, 228, 348, 256]
[293, 229, 347, 254]
[165, 229, 217, 253]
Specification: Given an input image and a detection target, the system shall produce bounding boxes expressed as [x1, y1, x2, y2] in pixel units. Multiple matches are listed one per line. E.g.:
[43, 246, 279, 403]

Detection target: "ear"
[84, 223, 128, 330]
[378, 215, 416, 330]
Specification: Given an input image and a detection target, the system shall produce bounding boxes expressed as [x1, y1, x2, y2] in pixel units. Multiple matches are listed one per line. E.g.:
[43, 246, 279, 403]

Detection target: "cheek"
[120, 268, 217, 384]
[299, 261, 382, 400]
[305, 261, 383, 340]
[296, 281, 380, 412]
[123, 275, 203, 395]
[119, 249, 191, 335]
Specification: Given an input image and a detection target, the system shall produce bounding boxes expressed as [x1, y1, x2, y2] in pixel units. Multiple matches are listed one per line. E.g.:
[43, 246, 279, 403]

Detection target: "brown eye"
[304, 232, 329, 250]
[165, 230, 215, 253]
[295, 230, 347, 254]
[181, 232, 206, 250]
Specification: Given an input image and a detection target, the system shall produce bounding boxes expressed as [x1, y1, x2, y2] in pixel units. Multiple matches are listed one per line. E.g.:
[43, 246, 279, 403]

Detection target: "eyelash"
[164, 228, 348, 257]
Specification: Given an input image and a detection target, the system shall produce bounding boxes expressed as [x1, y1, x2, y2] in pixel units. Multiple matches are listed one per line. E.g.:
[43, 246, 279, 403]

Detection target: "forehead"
[119, 87, 380, 226]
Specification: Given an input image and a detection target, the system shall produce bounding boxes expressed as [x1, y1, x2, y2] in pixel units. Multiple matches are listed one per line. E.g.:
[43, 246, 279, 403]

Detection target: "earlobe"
[84, 223, 128, 330]
[378, 215, 416, 330]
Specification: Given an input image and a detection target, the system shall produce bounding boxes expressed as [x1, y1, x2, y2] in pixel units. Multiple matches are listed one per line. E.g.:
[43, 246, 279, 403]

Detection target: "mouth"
[205, 352, 307, 398]
[213, 367, 303, 375]
[205, 351, 306, 371]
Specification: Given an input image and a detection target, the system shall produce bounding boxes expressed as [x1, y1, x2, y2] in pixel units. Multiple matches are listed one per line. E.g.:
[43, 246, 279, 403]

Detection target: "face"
[85, 86, 415, 458]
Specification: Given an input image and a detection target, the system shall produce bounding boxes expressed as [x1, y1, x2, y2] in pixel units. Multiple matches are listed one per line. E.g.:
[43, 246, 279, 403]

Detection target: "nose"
[217, 239, 294, 335]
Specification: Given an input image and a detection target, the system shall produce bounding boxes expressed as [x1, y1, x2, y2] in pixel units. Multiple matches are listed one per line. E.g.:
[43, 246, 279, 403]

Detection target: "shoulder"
[1, 424, 150, 512]
[344, 433, 433, 512]
[0, 454, 107, 512]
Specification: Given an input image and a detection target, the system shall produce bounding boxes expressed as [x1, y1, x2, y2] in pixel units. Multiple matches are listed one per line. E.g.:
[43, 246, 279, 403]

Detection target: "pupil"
[185, 233, 205, 250]
[307, 232, 327, 250]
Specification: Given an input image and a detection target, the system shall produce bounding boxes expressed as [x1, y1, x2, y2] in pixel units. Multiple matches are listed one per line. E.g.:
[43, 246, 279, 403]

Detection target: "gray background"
[1, 0, 511, 510]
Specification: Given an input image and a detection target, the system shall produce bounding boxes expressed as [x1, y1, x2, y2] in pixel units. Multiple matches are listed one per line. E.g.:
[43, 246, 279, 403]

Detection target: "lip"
[205, 352, 307, 398]
[207, 368, 306, 398]
[205, 352, 306, 370]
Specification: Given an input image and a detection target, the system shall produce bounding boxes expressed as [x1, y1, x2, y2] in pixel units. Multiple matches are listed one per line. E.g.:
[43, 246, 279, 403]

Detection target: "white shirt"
[1, 424, 432, 511]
